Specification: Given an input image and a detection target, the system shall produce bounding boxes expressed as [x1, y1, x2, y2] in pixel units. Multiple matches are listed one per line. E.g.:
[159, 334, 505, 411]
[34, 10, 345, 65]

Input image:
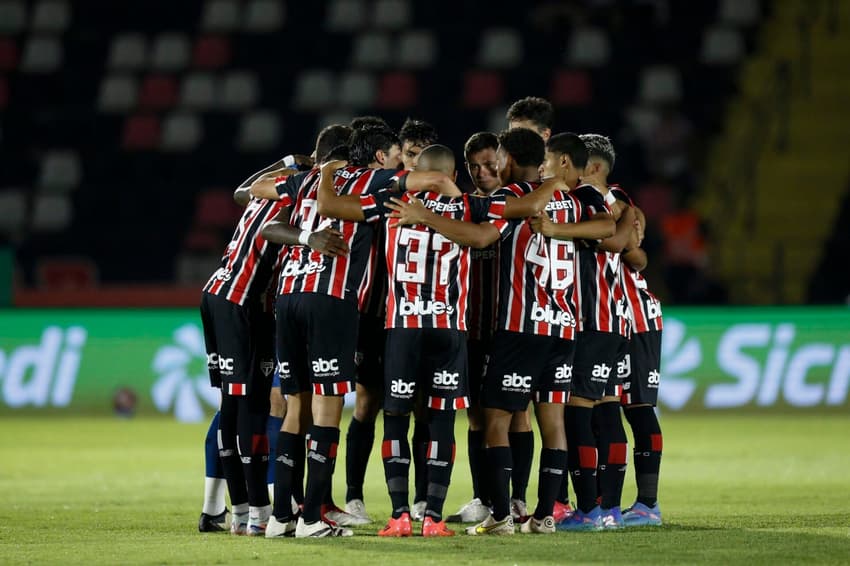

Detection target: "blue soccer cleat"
[555, 505, 603, 531]
[601, 506, 624, 529]
[622, 502, 662, 526]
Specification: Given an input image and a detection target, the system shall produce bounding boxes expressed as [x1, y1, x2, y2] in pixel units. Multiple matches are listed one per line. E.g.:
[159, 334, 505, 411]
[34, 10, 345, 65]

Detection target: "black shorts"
[571, 330, 627, 401]
[481, 331, 575, 412]
[383, 328, 469, 414]
[604, 336, 631, 398]
[200, 292, 275, 398]
[275, 292, 358, 397]
[621, 330, 662, 406]
[355, 314, 385, 390]
[467, 337, 491, 405]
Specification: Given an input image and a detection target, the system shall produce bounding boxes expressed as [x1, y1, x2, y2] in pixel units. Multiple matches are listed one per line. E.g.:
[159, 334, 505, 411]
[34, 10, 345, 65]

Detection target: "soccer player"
[399, 118, 439, 171]
[506, 96, 554, 141]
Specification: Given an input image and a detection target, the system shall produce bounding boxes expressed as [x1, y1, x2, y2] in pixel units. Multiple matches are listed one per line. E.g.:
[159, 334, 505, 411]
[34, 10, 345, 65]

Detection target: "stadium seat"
[179, 72, 216, 109]
[293, 69, 335, 109]
[463, 70, 503, 108]
[139, 75, 178, 109]
[32, 194, 72, 232]
[243, 0, 284, 32]
[122, 114, 161, 150]
[700, 26, 745, 65]
[38, 150, 81, 192]
[326, 0, 366, 31]
[195, 188, 244, 228]
[0, 1, 26, 34]
[639, 65, 682, 104]
[20, 36, 62, 73]
[98, 74, 138, 113]
[161, 112, 202, 151]
[477, 28, 522, 68]
[0, 189, 27, 235]
[0, 38, 18, 71]
[550, 69, 592, 106]
[566, 26, 610, 67]
[718, 0, 760, 26]
[397, 30, 436, 69]
[192, 36, 231, 69]
[108, 33, 148, 70]
[36, 257, 98, 290]
[236, 110, 280, 151]
[151, 32, 191, 71]
[201, 0, 240, 31]
[338, 71, 376, 108]
[373, 0, 411, 30]
[376, 71, 417, 109]
[352, 32, 392, 69]
[31, 0, 71, 33]
[219, 71, 259, 110]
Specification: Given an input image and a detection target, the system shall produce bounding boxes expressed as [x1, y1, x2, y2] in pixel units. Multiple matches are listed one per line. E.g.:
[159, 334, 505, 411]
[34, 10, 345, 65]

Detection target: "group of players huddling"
[197, 96, 664, 538]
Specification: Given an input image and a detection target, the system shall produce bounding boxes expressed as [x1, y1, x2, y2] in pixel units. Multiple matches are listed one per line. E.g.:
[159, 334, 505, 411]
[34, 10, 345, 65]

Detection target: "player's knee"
[269, 388, 286, 419]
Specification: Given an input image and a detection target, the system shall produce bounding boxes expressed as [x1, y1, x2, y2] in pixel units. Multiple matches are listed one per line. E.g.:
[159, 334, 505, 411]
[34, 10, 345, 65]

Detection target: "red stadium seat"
[195, 188, 243, 229]
[376, 72, 417, 109]
[139, 75, 178, 109]
[0, 38, 19, 71]
[192, 36, 232, 69]
[550, 69, 592, 106]
[463, 70, 503, 109]
[36, 258, 98, 290]
[122, 114, 161, 150]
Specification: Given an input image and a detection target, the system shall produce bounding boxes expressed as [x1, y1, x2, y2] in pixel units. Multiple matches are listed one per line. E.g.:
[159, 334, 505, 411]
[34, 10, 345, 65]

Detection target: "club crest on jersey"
[260, 360, 275, 377]
[281, 259, 326, 278]
[399, 296, 454, 316]
[213, 268, 232, 282]
[530, 302, 575, 327]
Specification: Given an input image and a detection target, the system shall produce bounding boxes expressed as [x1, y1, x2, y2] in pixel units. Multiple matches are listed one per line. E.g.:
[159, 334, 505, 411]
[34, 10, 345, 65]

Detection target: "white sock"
[268, 483, 274, 503]
[249, 504, 272, 523]
[233, 503, 249, 516]
[202, 477, 226, 516]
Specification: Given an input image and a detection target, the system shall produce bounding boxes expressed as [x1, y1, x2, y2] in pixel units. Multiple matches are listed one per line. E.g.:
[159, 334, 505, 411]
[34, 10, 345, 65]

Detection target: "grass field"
[1, 412, 849, 565]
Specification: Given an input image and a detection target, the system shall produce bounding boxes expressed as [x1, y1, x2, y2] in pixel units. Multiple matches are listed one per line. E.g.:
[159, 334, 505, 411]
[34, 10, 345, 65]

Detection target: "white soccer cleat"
[265, 515, 297, 538]
[322, 504, 367, 527]
[246, 505, 271, 536]
[410, 501, 427, 522]
[465, 514, 515, 536]
[519, 515, 556, 534]
[344, 499, 373, 524]
[230, 512, 249, 535]
[510, 499, 528, 520]
[446, 498, 492, 523]
[295, 517, 354, 538]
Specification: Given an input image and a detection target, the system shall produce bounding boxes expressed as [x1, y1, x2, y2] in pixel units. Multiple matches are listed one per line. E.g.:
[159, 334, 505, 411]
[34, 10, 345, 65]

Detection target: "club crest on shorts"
[260, 360, 274, 377]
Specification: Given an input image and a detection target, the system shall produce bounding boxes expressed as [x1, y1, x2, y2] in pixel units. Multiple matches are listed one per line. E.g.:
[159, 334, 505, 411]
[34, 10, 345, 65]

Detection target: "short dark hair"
[349, 115, 389, 131]
[546, 132, 588, 170]
[348, 125, 400, 167]
[316, 124, 353, 163]
[506, 96, 554, 131]
[416, 144, 455, 176]
[463, 131, 499, 160]
[399, 118, 438, 147]
[579, 133, 616, 171]
[498, 128, 545, 168]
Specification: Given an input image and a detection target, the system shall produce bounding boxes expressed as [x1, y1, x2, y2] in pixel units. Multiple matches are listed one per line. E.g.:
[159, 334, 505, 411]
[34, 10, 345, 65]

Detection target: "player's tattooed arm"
[261, 207, 349, 257]
[598, 204, 636, 253]
[530, 212, 615, 240]
[385, 197, 500, 249]
[316, 160, 367, 221]
[500, 177, 567, 219]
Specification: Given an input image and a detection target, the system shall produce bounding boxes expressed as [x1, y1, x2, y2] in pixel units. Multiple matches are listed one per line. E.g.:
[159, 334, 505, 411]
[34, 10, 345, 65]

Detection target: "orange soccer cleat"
[378, 512, 413, 537]
[421, 516, 455, 537]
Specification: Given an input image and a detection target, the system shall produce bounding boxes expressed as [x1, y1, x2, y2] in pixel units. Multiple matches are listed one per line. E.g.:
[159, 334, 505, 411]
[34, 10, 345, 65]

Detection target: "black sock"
[272, 431, 299, 520]
[291, 433, 305, 506]
[219, 396, 248, 508]
[303, 425, 339, 523]
[594, 402, 628, 510]
[345, 416, 375, 503]
[424, 410, 456, 522]
[625, 406, 662, 507]
[534, 448, 567, 520]
[485, 446, 513, 521]
[565, 405, 597, 513]
[237, 399, 270, 507]
[468, 429, 487, 503]
[382, 414, 411, 519]
[412, 418, 428, 503]
[509, 430, 533, 503]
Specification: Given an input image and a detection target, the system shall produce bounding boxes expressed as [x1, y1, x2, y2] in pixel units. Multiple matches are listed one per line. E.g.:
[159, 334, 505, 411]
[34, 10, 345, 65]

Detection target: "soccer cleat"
[601, 507, 624, 530]
[519, 515, 556, 534]
[510, 499, 528, 521]
[422, 516, 455, 537]
[555, 506, 603, 531]
[265, 515, 297, 538]
[377, 513, 413, 537]
[198, 509, 228, 533]
[295, 517, 354, 538]
[446, 498, 491, 523]
[322, 503, 366, 527]
[411, 501, 427, 521]
[465, 514, 515, 536]
[230, 512, 249, 535]
[246, 505, 271, 536]
[344, 499, 373, 524]
[622, 502, 662, 526]
[552, 501, 574, 523]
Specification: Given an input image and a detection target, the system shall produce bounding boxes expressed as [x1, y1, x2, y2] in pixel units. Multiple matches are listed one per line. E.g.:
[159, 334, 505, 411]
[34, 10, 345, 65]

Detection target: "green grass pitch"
[1, 412, 848, 564]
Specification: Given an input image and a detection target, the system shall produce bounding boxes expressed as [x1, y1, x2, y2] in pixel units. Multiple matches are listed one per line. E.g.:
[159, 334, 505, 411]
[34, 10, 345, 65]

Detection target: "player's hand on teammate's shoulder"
[529, 211, 555, 237]
[385, 196, 428, 226]
[308, 227, 350, 257]
[320, 160, 348, 176]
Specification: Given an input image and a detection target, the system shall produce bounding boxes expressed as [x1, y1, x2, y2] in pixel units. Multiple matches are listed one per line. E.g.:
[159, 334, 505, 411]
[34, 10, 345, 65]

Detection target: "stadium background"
[0, 1, 849, 563]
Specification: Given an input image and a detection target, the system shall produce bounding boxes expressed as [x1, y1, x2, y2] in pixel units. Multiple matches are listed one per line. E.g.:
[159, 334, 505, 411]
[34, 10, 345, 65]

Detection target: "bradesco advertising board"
[0, 308, 848, 421]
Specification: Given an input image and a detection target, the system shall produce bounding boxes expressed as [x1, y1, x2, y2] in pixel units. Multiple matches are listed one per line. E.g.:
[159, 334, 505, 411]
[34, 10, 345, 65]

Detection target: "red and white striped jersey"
[203, 197, 287, 306]
[610, 186, 663, 333]
[274, 166, 402, 307]
[361, 190, 507, 330]
[494, 182, 582, 340]
[572, 183, 628, 336]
